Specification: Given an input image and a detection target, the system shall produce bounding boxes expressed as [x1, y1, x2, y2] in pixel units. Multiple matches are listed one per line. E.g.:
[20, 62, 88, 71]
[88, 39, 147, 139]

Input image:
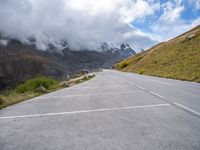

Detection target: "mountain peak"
[120, 42, 132, 51]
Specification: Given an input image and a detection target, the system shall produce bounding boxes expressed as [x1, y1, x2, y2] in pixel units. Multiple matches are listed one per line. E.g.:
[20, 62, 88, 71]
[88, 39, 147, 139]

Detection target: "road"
[0, 70, 200, 150]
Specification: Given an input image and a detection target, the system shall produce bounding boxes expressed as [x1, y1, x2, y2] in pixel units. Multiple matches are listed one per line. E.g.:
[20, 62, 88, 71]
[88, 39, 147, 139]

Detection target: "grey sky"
[0, 0, 158, 51]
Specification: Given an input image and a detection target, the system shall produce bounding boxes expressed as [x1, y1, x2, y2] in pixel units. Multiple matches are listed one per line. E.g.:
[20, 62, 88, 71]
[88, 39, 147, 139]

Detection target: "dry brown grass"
[114, 25, 200, 82]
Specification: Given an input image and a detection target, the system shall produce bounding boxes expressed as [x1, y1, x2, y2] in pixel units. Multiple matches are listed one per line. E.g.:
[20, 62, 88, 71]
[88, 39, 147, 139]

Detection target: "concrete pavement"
[0, 70, 200, 150]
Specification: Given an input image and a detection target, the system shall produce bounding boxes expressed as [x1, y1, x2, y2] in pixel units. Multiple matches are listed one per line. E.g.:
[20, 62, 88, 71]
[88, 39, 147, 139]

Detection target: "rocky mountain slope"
[0, 39, 136, 90]
[114, 25, 200, 82]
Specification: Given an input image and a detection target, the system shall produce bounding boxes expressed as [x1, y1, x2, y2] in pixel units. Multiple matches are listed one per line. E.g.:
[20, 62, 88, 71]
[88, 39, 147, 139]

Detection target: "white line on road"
[118, 77, 166, 100]
[174, 103, 200, 117]
[114, 72, 200, 119]
[149, 91, 166, 99]
[132, 80, 200, 118]
[38, 91, 144, 99]
[135, 85, 146, 90]
[68, 85, 130, 90]
[126, 72, 171, 86]
[0, 103, 170, 120]
[125, 79, 166, 100]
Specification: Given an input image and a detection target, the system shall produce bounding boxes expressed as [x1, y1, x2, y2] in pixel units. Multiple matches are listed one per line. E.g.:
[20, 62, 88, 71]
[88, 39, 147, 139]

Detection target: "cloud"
[150, 0, 200, 41]
[0, 0, 199, 52]
[160, 0, 184, 23]
[0, 39, 8, 46]
[188, 0, 200, 11]
[0, 0, 159, 51]
[122, 27, 158, 49]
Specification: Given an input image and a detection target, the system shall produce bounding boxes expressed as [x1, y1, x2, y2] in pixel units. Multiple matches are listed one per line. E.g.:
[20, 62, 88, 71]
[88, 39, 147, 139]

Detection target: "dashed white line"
[126, 80, 166, 100]
[119, 77, 166, 100]
[174, 103, 200, 117]
[129, 80, 200, 119]
[135, 85, 146, 90]
[149, 91, 166, 99]
[0, 103, 170, 120]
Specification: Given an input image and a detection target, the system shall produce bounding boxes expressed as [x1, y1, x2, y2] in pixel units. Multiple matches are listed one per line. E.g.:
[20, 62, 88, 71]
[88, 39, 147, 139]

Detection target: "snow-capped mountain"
[112, 43, 136, 58]
[0, 38, 136, 90]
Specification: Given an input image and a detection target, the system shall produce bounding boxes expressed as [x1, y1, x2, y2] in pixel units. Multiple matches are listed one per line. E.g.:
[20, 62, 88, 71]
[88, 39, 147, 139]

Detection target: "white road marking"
[38, 91, 144, 99]
[114, 72, 200, 119]
[69, 85, 130, 90]
[0, 103, 170, 120]
[132, 79, 200, 118]
[126, 72, 171, 86]
[124, 79, 166, 100]
[174, 103, 200, 117]
[135, 85, 146, 90]
[149, 91, 166, 99]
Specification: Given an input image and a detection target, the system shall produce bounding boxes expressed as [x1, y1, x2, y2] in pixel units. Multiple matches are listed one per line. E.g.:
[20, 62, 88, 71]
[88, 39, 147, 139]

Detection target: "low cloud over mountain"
[0, 0, 158, 51]
[0, 0, 199, 52]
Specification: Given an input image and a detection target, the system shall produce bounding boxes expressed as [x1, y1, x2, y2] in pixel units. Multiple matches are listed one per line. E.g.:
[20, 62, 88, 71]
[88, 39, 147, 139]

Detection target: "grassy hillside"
[0, 74, 95, 109]
[114, 25, 200, 82]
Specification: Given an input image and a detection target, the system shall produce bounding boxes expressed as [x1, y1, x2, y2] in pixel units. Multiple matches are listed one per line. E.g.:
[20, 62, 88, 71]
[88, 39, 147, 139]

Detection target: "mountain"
[100, 42, 136, 58]
[0, 38, 136, 90]
[113, 43, 136, 58]
[114, 25, 200, 82]
[0, 39, 68, 90]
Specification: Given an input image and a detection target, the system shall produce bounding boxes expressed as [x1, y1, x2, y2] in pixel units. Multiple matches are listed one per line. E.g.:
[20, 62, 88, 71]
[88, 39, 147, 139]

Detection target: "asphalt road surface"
[1, 70, 200, 150]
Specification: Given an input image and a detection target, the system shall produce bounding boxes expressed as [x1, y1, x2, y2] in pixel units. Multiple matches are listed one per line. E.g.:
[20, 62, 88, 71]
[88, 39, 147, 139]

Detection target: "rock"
[60, 82, 70, 87]
[185, 34, 196, 40]
[35, 86, 47, 93]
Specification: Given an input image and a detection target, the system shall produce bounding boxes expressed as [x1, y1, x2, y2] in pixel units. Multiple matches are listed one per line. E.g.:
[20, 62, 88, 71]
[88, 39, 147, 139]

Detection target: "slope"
[114, 25, 200, 82]
[0, 39, 136, 91]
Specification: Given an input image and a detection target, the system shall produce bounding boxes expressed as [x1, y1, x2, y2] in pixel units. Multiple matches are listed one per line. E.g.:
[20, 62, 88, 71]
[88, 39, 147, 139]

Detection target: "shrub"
[120, 62, 129, 69]
[16, 76, 58, 93]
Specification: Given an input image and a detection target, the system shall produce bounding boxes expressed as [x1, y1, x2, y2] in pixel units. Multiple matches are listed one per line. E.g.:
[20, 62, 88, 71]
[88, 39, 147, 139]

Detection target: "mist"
[0, 0, 158, 51]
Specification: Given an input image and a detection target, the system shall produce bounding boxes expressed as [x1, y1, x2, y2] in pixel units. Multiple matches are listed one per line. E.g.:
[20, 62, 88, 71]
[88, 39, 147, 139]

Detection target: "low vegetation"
[16, 77, 58, 93]
[0, 74, 95, 109]
[114, 25, 200, 82]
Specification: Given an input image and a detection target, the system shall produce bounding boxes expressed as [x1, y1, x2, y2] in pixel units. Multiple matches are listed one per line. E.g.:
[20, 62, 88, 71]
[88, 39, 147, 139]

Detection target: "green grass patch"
[0, 74, 95, 109]
[16, 76, 58, 93]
